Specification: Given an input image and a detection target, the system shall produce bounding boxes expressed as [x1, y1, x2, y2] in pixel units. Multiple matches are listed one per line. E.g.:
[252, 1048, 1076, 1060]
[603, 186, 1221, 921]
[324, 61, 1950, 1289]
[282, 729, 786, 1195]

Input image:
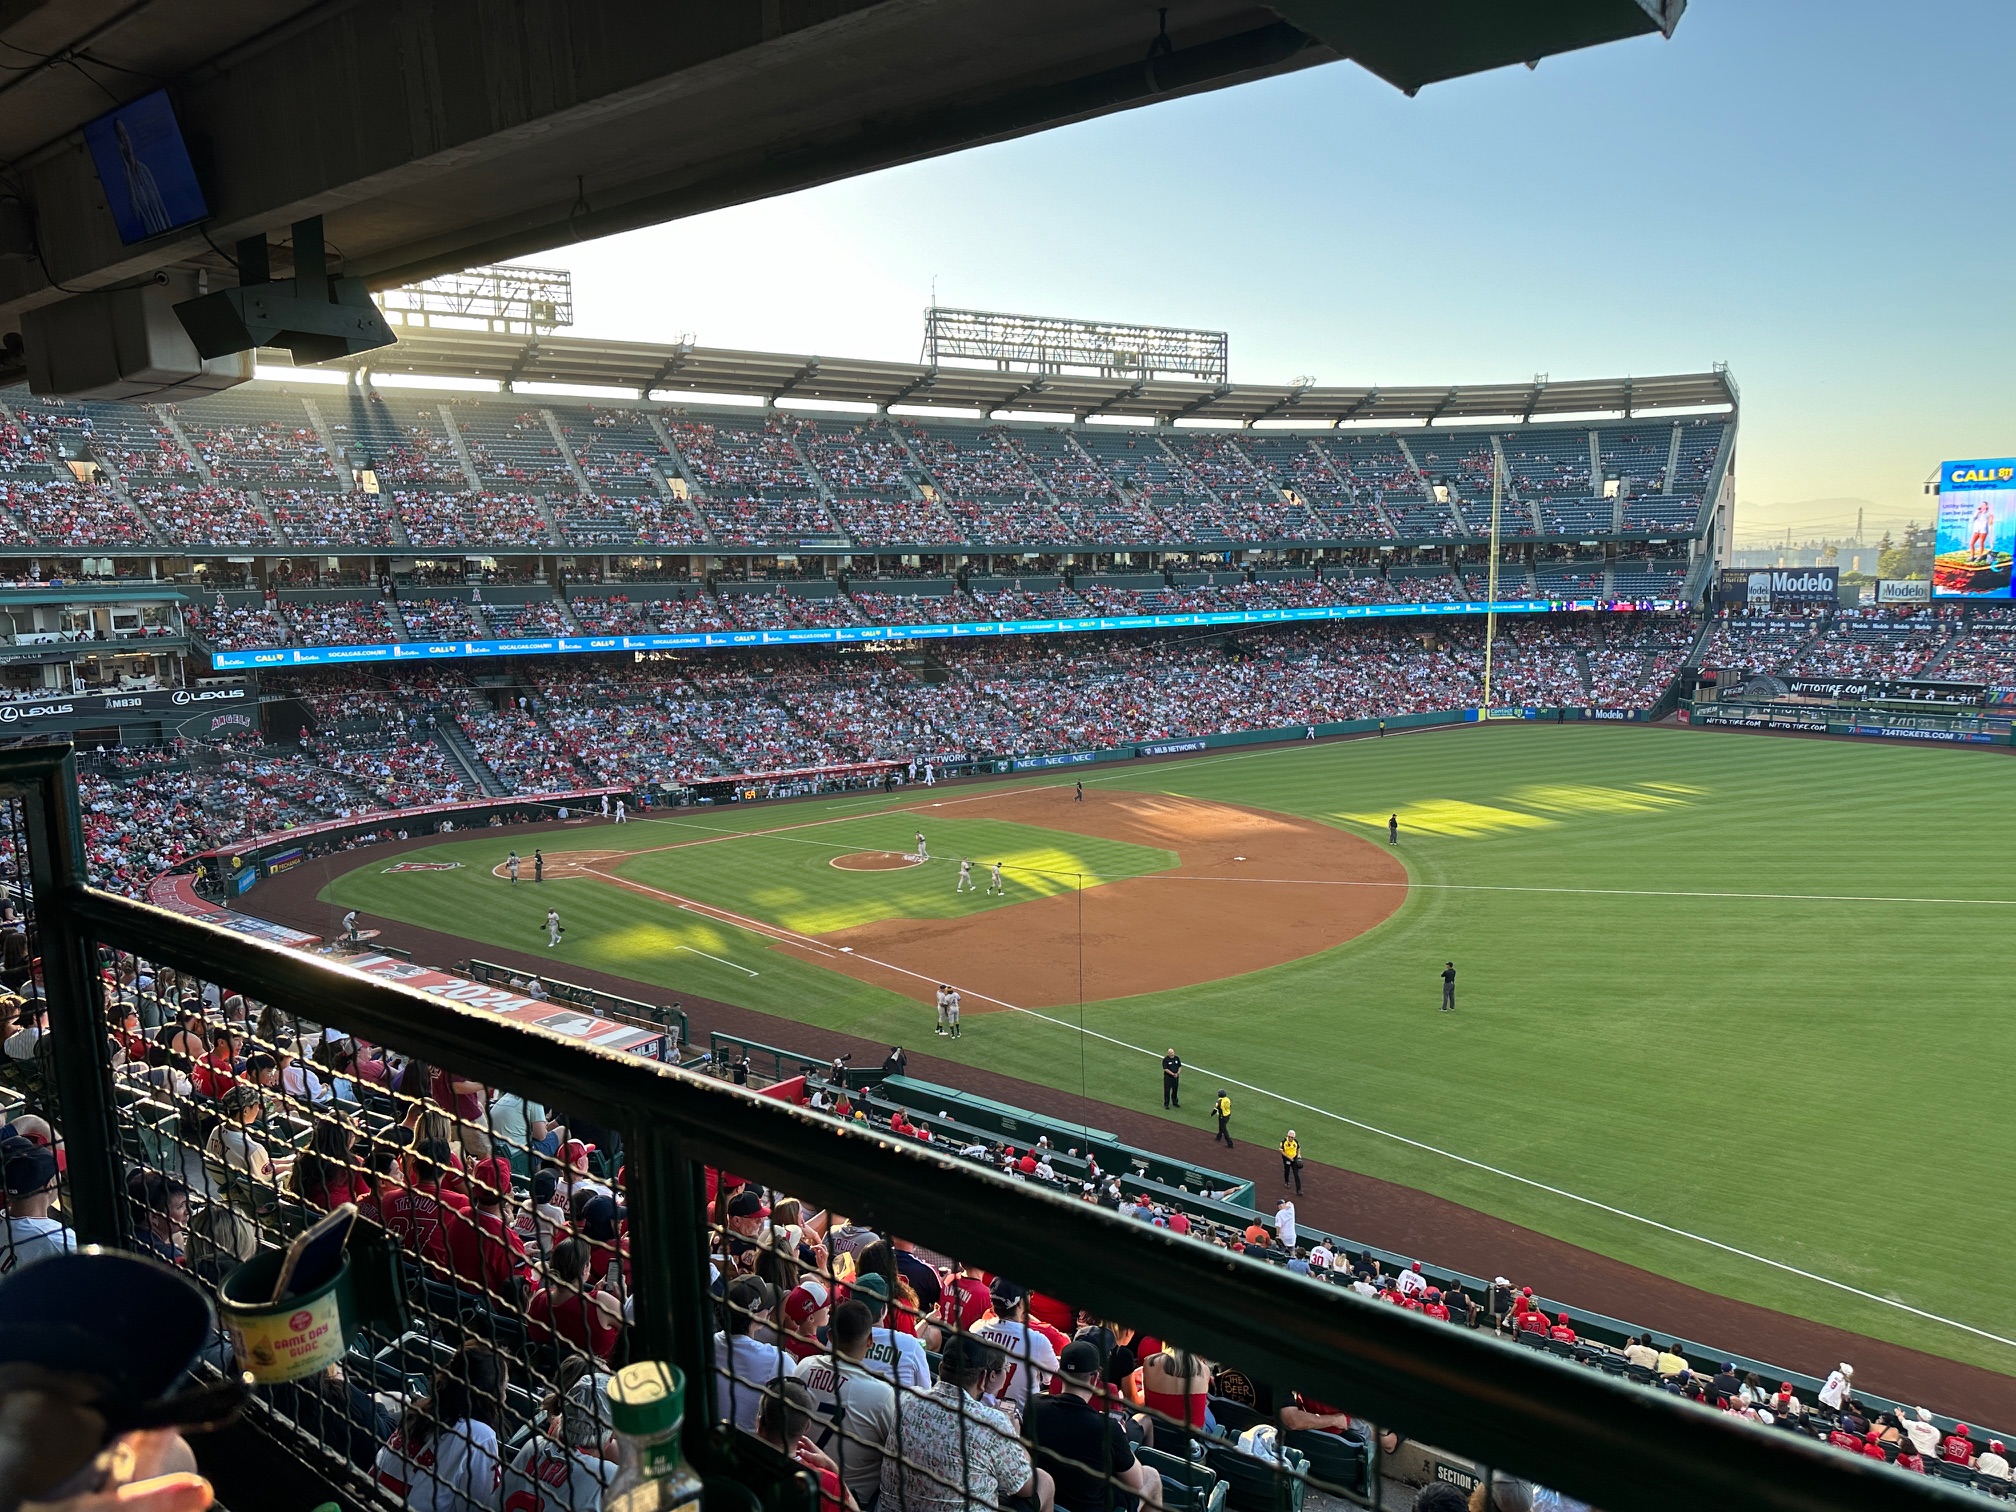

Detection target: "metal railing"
[0, 743, 1970, 1512]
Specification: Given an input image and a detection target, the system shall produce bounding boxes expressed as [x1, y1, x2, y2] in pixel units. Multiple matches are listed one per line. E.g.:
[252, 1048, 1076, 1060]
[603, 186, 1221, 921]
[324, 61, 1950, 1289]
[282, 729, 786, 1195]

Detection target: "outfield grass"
[323, 725, 2016, 1376]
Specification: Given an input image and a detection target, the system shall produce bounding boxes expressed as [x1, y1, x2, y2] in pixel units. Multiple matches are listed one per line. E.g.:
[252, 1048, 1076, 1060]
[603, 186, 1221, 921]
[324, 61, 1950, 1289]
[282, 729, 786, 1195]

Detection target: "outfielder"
[987, 860, 1005, 895]
[546, 907, 563, 948]
[956, 858, 975, 892]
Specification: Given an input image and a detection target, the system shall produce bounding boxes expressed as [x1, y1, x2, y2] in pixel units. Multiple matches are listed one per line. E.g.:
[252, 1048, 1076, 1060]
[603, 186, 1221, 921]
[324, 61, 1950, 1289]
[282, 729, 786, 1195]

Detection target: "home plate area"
[487, 850, 627, 880]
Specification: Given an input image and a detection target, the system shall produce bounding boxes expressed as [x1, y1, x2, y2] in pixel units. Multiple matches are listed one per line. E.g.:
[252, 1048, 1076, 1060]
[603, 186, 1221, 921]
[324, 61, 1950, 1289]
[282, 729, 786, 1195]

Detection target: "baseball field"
[314, 724, 2016, 1378]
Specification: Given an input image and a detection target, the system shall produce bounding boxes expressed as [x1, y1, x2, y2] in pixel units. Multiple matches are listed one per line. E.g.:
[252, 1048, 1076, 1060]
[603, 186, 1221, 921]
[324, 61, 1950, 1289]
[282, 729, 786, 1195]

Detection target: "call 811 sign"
[1935, 457, 2016, 599]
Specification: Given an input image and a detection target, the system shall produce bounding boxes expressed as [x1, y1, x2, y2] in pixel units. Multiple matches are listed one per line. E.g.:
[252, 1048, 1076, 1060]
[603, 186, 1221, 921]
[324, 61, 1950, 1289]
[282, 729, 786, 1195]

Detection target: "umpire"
[1161, 1048, 1182, 1108]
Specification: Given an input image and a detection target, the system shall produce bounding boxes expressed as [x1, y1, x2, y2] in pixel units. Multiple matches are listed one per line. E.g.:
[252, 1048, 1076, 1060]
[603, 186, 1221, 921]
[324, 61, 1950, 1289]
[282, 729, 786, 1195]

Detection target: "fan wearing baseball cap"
[781, 1278, 833, 1361]
[2, 1136, 70, 1270]
[1976, 1440, 2011, 1481]
[975, 1280, 1059, 1416]
[1025, 1340, 1162, 1512]
[715, 1274, 791, 1433]
[846, 1270, 931, 1389]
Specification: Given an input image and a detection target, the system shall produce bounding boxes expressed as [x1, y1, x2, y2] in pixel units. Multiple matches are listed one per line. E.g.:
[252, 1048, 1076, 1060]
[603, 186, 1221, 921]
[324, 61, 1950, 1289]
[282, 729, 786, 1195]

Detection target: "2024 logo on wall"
[381, 861, 465, 873]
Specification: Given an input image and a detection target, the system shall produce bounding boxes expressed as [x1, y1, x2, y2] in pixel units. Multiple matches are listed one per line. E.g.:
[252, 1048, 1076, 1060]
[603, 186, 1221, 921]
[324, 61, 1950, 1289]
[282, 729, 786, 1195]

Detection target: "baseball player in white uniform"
[546, 907, 563, 948]
[935, 985, 952, 1036]
[601, 794, 610, 818]
[507, 850, 520, 883]
[614, 799, 626, 824]
[945, 986, 961, 1038]
[914, 831, 927, 862]
[987, 861, 1005, 895]
[955, 858, 975, 892]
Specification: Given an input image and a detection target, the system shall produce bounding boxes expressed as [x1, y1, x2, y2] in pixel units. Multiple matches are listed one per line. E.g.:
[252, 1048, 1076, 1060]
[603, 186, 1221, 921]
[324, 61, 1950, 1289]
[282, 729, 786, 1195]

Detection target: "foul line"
[586, 864, 2016, 1352]
[1132, 876, 2016, 907]
[993, 1008, 2016, 1353]
[674, 945, 758, 977]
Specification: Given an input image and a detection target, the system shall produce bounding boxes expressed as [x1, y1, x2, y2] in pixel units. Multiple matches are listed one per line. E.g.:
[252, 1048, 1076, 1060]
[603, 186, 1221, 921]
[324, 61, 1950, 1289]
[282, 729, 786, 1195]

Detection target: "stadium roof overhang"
[0, 0, 1683, 334]
[334, 328, 1736, 425]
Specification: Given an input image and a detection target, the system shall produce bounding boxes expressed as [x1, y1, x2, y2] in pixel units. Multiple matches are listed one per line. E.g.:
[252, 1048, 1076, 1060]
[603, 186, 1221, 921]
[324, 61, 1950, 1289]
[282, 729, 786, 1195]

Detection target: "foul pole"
[1482, 456, 1503, 712]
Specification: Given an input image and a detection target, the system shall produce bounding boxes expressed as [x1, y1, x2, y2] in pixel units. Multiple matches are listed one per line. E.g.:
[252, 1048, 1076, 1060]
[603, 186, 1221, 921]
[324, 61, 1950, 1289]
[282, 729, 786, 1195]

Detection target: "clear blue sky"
[553, 4, 2012, 544]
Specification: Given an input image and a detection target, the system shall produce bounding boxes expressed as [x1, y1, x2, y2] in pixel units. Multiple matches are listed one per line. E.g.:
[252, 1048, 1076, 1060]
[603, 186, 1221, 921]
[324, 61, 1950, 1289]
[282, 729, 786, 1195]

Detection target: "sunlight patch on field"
[1508, 783, 1697, 816]
[769, 843, 1110, 934]
[1337, 800, 1556, 838]
[597, 919, 732, 963]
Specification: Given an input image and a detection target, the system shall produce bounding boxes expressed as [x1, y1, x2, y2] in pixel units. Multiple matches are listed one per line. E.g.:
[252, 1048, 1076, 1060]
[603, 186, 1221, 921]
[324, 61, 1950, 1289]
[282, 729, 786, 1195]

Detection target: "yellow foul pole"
[1482, 456, 1502, 713]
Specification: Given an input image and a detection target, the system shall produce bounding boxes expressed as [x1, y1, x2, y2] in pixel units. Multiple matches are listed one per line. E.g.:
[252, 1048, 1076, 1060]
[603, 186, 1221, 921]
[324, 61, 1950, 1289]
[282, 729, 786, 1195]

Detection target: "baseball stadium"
[0, 6, 2001, 1512]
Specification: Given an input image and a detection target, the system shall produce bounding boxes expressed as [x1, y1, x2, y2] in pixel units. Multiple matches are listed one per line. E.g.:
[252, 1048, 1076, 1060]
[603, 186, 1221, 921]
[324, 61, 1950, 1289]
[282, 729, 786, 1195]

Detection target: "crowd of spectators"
[2, 480, 151, 546]
[182, 413, 340, 488]
[130, 485, 277, 548]
[831, 496, 966, 546]
[556, 496, 709, 548]
[453, 699, 590, 793]
[267, 490, 398, 548]
[718, 588, 861, 631]
[395, 491, 553, 548]
[560, 410, 669, 495]
[400, 597, 482, 641]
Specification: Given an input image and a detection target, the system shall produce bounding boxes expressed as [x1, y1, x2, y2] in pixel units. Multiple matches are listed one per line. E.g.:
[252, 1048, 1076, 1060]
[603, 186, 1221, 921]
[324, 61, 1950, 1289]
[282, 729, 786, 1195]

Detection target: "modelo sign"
[1717, 567, 1840, 606]
[1877, 579, 1932, 604]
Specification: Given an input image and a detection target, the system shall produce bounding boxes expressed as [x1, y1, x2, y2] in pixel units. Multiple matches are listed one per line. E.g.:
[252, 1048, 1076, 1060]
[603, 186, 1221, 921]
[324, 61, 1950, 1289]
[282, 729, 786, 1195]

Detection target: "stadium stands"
[177, 390, 341, 490]
[456, 403, 577, 493]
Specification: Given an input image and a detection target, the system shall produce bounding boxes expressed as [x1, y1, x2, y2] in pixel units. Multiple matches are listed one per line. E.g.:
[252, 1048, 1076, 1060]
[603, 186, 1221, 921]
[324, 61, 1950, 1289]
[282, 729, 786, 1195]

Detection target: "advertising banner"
[0, 682, 251, 727]
[1137, 739, 1208, 757]
[1784, 678, 1986, 706]
[208, 599, 1635, 672]
[1933, 457, 2016, 598]
[1876, 579, 1931, 605]
[1716, 567, 1839, 606]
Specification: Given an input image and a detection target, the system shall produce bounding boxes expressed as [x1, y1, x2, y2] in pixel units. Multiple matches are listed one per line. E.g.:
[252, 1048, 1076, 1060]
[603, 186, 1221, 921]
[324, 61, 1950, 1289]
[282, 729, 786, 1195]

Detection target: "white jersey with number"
[501, 1438, 615, 1512]
[975, 1319, 1058, 1412]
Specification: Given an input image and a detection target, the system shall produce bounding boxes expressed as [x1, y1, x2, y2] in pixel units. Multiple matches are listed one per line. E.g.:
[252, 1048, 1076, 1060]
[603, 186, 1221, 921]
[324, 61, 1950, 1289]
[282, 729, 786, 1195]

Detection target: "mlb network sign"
[1717, 566, 1839, 606]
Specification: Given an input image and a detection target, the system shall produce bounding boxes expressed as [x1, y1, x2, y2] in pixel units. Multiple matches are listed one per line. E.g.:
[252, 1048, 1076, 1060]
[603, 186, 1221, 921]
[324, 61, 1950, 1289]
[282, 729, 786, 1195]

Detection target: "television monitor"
[83, 89, 208, 244]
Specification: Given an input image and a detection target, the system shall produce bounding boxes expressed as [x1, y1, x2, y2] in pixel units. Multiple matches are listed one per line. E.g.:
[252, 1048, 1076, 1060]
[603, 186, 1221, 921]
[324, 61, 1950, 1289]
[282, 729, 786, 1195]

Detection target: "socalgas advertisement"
[1934, 457, 2016, 598]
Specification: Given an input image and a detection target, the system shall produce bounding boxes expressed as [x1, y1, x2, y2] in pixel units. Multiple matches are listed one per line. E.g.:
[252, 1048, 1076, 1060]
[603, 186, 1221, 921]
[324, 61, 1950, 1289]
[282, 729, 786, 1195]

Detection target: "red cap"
[1957, 1425, 1972, 1437]
[1558, 1313, 1571, 1326]
[470, 1157, 514, 1199]
[784, 1280, 831, 1326]
[563, 1139, 596, 1166]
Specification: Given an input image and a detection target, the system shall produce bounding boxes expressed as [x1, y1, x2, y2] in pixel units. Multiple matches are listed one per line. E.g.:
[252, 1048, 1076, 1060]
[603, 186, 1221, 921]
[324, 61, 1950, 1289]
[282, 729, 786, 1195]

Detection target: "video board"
[1934, 457, 2016, 598]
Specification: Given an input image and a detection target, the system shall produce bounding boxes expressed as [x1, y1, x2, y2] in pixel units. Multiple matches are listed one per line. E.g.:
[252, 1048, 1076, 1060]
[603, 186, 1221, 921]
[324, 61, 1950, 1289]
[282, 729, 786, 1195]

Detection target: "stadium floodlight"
[376, 263, 575, 336]
[922, 306, 1228, 383]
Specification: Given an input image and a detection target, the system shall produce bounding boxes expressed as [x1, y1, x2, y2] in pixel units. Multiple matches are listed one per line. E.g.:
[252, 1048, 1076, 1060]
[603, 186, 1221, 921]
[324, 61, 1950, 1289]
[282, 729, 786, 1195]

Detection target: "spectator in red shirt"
[1517, 1305, 1549, 1335]
[429, 1066, 487, 1127]
[942, 1261, 992, 1332]
[289, 1118, 366, 1211]
[1420, 1288, 1451, 1322]
[781, 1280, 832, 1361]
[1942, 1426, 1976, 1466]
[377, 1139, 468, 1272]
[1547, 1313, 1577, 1345]
[1860, 1432, 1891, 1463]
[190, 1030, 242, 1101]
[445, 1157, 532, 1303]
[529, 1236, 622, 1361]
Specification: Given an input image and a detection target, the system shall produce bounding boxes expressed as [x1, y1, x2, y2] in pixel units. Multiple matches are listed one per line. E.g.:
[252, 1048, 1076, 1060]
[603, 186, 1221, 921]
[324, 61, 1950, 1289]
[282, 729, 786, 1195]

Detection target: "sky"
[548, 4, 2014, 547]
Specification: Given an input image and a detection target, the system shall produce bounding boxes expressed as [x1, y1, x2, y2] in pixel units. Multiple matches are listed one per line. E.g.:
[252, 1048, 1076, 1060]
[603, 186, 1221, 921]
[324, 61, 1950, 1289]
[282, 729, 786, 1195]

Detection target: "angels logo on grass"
[381, 861, 465, 873]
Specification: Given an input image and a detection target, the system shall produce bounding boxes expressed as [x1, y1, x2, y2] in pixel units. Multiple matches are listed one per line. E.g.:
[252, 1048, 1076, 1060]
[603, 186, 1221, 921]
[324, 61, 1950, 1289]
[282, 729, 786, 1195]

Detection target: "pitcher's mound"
[832, 851, 924, 871]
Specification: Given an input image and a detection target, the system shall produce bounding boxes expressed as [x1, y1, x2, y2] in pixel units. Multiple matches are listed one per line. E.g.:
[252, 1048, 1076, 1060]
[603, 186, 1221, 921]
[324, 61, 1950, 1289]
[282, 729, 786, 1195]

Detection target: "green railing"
[4, 745, 1969, 1512]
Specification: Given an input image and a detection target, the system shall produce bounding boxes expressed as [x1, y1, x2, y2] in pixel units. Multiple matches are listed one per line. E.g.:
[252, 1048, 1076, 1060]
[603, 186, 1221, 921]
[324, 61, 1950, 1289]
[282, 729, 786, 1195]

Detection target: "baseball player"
[341, 909, 358, 943]
[987, 860, 1005, 895]
[914, 831, 928, 862]
[935, 984, 952, 1036]
[601, 794, 610, 818]
[945, 986, 961, 1038]
[546, 907, 563, 948]
[506, 850, 521, 884]
[614, 799, 627, 824]
[924, 762, 935, 787]
[956, 858, 975, 892]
